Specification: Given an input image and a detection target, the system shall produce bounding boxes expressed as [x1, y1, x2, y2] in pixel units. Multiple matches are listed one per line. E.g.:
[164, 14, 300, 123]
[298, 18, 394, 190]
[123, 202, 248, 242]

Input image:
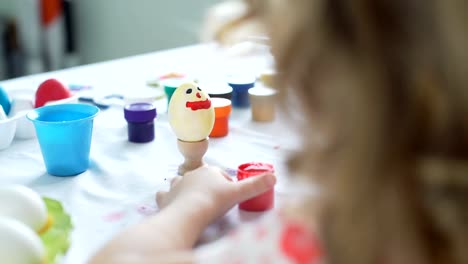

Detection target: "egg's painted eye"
[197, 87, 202, 91]
[186, 88, 193, 94]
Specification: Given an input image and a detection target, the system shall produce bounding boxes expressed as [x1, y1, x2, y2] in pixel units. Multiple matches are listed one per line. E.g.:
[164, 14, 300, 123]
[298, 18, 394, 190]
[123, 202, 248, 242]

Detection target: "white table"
[0, 44, 299, 264]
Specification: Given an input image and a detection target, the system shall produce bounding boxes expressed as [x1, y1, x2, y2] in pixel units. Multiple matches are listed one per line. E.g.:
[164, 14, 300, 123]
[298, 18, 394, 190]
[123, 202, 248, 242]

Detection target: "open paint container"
[227, 74, 256, 108]
[237, 162, 275, 211]
[209, 98, 232, 138]
[248, 86, 277, 122]
[206, 84, 233, 100]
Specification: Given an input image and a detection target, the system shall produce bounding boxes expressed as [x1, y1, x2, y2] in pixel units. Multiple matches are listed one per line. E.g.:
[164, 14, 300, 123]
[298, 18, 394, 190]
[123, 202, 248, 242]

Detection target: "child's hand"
[156, 166, 276, 224]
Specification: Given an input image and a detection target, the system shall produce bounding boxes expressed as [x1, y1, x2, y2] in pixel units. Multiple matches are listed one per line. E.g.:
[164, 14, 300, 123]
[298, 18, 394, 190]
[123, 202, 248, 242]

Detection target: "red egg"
[35, 79, 71, 108]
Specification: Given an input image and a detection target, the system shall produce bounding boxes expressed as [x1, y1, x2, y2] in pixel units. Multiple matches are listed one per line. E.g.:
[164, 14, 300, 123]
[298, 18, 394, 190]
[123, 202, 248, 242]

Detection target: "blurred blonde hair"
[214, 0, 468, 263]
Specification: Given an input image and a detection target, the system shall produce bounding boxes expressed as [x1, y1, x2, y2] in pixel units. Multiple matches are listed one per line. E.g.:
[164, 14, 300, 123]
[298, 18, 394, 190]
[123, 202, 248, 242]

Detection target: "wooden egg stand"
[168, 82, 215, 175]
[176, 138, 209, 175]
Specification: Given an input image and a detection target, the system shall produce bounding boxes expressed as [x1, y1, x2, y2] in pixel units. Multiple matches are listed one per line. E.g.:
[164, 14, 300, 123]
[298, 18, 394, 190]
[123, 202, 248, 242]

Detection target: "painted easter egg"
[0, 218, 45, 264]
[0, 85, 11, 115]
[35, 79, 71, 108]
[168, 82, 215, 142]
[0, 185, 48, 233]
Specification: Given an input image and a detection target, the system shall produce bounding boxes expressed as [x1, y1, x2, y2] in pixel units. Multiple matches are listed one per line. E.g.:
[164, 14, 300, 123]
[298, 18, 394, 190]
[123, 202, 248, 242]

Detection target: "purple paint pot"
[124, 103, 157, 143]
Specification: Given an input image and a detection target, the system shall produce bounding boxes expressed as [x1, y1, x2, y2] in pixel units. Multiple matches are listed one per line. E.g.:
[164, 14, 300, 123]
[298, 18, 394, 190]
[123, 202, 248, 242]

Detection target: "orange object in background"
[41, 0, 62, 25]
[209, 98, 232, 137]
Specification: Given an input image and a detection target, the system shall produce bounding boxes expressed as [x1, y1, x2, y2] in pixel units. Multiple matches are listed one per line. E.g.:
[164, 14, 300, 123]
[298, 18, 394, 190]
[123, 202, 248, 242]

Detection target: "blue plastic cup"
[27, 104, 99, 176]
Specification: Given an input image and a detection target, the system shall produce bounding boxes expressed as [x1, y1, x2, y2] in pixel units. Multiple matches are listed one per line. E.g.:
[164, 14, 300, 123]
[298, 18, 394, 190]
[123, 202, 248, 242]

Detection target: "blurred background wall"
[0, 0, 222, 80]
[76, 0, 221, 64]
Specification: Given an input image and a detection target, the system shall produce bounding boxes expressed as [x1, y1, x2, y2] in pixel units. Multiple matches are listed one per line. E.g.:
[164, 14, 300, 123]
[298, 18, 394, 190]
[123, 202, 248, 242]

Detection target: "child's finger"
[156, 191, 168, 207]
[224, 174, 234, 182]
[234, 173, 276, 202]
[210, 166, 231, 181]
[217, 168, 233, 181]
[170, 176, 183, 187]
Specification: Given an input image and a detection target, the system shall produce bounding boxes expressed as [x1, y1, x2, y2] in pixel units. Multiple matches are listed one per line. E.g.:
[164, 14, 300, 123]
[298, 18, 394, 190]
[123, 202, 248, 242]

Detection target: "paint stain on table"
[137, 204, 158, 216]
[103, 211, 126, 222]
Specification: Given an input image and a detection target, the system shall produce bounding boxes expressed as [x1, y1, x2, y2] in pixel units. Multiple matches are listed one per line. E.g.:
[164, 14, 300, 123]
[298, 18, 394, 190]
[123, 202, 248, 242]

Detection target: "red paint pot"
[237, 162, 275, 212]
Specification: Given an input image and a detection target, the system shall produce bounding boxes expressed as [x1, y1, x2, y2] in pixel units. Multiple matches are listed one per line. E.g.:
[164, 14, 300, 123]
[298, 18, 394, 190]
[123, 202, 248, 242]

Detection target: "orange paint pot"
[209, 98, 232, 138]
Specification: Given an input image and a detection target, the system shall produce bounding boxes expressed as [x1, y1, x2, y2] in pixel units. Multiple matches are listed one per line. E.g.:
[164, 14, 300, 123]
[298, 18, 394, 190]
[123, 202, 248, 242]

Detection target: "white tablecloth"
[0, 44, 301, 264]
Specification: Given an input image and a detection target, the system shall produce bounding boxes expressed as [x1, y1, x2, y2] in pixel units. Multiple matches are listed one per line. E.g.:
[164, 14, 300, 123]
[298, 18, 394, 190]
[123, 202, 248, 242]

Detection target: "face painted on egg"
[168, 82, 215, 142]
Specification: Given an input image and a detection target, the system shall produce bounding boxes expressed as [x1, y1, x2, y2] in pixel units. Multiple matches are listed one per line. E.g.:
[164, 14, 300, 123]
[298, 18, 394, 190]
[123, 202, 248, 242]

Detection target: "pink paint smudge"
[256, 225, 268, 240]
[274, 145, 281, 150]
[103, 211, 126, 222]
[137, 204, 158, 216]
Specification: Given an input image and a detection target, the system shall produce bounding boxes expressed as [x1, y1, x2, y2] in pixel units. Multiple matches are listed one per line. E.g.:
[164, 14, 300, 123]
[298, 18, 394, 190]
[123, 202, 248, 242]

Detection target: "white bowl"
[0, 113, 21, 150]
[9, 95, 36, 140]
[15, 112, 36, 140]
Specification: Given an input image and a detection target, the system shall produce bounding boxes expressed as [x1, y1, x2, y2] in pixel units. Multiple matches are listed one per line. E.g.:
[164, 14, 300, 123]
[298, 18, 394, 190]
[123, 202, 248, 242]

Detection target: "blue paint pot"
[227, 75, 256, 108]
[27, 104, 99, 176]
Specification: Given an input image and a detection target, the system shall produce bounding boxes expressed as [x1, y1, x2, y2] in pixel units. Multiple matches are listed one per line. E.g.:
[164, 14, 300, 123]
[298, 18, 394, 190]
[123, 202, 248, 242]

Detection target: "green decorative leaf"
[40, 197, 73, 264]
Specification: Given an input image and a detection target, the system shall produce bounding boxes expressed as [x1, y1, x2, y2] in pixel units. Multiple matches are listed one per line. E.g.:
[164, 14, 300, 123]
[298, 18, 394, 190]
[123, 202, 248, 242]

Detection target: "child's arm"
[89, 166, 276, 264]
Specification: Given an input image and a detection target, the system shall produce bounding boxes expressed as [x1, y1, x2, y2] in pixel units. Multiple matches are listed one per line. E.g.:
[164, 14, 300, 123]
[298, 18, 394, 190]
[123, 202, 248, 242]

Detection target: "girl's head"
[215, 1, 468, 263]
